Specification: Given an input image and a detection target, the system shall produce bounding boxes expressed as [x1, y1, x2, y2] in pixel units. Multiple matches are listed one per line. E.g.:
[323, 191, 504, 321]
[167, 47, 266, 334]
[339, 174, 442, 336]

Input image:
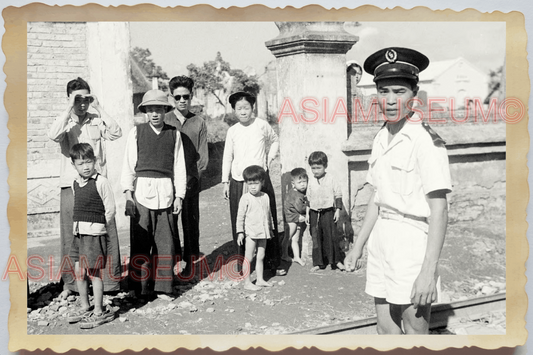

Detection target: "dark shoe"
[67, 306, 94, 324]
[79, 309, 116, 329]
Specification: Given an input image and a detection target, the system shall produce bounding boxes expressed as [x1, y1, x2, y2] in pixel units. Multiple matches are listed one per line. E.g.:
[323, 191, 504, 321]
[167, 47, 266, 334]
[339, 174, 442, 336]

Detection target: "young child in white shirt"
[236, 165, 275, 291]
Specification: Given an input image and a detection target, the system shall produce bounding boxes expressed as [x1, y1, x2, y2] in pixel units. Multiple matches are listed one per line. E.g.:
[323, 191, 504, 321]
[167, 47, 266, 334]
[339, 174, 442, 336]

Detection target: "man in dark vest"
[121, 89, 187, 297]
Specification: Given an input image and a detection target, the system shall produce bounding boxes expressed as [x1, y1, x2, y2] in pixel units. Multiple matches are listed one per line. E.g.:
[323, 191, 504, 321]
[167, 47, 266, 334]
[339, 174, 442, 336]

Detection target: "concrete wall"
[86, 22, 133, 232]
[27, 22, 89, 238]
[345, 117, 506, 239]
[27, 22, 133, 237]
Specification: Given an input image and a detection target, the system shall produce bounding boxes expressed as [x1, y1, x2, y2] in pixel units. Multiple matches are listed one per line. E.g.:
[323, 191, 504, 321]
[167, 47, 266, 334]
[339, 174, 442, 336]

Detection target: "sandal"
[79, 309, 116, 329]
[67, 306, 94, 324]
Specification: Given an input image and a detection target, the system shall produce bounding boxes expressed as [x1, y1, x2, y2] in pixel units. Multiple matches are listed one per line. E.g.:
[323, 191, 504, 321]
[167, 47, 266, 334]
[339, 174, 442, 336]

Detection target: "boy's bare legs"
[75, 262, 90, 311]
[243, 237, 261, 291]
[255, 239, 272, 287]
[290, 224, 305, 266]
[90, 270, 104, 314]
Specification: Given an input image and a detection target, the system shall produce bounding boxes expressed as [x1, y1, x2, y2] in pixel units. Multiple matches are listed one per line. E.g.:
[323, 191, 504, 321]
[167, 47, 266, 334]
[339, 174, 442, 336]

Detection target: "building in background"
[358, 57, 491, 110]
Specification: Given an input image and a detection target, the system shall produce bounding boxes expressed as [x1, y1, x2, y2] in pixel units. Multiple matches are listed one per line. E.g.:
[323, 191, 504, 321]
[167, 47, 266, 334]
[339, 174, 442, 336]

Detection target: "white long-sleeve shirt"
[222, 118, 279, 182]
[121, 124, 187, 210]
[48, 110, 122, 187]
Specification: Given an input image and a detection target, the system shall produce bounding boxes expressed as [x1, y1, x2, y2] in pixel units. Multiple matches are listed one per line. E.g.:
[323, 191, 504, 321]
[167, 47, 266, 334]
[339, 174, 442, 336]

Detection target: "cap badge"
[385, 49, 397, 63]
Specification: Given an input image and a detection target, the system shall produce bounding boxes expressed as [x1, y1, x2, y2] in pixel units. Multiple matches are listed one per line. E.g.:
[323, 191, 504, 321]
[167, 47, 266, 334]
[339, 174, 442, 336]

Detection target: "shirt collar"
[379, 112, 422, 150]
[173, 109, 188, 125]
[70, 111, 93, 125]
[76, 172, 99, 185]
[398, 117, 422, 140]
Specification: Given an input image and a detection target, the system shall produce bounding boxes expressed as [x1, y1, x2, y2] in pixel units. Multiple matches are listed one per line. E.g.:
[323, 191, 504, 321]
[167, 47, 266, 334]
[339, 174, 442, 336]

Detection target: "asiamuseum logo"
[3, 255, 250, 282]
[276, 96, 524, 124]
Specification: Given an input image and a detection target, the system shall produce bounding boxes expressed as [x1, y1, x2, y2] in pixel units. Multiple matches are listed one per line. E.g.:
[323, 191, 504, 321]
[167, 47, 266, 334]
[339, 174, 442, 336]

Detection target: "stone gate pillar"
[266, 22, 358, 251]
[86, 22, 133, 232]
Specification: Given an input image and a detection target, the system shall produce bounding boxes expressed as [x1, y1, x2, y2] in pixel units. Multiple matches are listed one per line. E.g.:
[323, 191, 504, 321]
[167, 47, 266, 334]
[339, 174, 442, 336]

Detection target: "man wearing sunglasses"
[165, 76, 209, 281]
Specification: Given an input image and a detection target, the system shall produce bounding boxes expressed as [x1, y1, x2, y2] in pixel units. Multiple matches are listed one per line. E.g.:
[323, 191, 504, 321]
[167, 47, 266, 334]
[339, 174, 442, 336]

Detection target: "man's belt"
[379, 208, 429, 232]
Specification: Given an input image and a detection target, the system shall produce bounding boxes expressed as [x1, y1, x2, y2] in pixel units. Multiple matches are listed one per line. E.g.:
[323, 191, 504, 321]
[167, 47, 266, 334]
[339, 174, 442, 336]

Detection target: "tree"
[485, 65, 504, 104]
[229, 68, 261, 96]
[130, 47, 169, 90]
[187, 52, 261, 118]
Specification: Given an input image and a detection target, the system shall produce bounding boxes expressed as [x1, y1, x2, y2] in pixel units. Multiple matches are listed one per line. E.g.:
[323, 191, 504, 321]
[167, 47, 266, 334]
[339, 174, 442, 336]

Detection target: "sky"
[130, 21, 506, 79]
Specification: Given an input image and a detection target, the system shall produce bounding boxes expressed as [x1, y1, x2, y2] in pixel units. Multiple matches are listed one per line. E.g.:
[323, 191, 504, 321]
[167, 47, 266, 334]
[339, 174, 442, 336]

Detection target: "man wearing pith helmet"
[121, 89, 187, 297]
[344, 47, 452, 334]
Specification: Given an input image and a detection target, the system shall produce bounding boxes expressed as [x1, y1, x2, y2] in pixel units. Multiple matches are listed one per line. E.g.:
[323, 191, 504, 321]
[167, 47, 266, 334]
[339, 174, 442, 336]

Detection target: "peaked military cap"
[363, 47, 429, 82]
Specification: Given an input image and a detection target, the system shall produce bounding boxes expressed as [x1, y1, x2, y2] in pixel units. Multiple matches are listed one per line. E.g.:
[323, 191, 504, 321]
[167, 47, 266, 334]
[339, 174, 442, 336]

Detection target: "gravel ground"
[27, 158, 506, 335]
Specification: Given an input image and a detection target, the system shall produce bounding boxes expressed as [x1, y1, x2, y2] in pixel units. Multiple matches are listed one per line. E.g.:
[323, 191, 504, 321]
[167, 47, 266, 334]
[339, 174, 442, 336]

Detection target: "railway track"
[289, 293, 506, 335]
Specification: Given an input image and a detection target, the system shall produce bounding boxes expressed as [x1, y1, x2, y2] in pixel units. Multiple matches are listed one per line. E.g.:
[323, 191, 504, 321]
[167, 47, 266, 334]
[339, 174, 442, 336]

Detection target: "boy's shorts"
[70, 234, 108, 269]
[365, 214, 436, 305]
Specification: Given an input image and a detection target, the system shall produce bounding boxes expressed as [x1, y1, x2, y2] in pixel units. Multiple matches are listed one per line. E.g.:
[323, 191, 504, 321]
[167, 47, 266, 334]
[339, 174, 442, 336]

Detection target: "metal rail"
[289, 293, 506, 335]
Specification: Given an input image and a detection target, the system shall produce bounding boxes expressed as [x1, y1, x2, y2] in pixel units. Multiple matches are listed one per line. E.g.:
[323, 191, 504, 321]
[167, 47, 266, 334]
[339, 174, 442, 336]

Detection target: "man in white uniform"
[345, 47, 452, 334]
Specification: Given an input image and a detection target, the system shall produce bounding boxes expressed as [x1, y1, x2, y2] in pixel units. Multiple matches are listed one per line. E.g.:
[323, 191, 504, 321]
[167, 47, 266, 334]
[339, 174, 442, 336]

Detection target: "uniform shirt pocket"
[390, 156, 415, 195]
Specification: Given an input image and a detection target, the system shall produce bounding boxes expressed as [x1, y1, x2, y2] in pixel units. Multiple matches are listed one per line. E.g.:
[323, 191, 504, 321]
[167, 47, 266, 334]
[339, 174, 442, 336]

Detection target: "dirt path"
[27, 160, 506, 335]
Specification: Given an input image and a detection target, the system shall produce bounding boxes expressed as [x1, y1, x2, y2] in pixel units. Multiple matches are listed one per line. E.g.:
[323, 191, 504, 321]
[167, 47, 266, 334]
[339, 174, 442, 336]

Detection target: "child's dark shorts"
[70, 234, 108, 269]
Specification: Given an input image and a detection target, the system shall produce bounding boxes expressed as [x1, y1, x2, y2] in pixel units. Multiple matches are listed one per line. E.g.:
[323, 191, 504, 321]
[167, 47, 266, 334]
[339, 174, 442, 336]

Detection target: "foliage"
[229, 68, 261, 96]
[485, 66, 504, 104]
[205, 114, 230, 144]
[130, 47, 169, 90]
[187, 52, 261, 116]
[488, 66, 503, 93]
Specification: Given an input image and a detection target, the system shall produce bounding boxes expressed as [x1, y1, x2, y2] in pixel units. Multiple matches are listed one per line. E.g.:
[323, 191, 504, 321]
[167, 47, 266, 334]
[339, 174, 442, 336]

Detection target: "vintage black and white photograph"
[25, 19, 509, 338]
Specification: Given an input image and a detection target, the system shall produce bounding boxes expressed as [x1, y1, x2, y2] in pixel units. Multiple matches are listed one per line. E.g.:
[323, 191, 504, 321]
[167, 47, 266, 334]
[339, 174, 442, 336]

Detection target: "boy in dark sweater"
[67, 143, 116, 329]
[121, 89, 187, 297]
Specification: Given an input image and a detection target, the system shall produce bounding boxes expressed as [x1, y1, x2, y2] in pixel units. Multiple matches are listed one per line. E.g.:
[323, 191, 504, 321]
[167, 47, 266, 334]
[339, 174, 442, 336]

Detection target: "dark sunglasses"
[173, 94, 191, 101]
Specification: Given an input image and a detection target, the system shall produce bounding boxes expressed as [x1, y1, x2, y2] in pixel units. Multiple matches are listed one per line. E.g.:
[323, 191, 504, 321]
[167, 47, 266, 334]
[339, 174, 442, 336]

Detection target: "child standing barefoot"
[306, 151, 346, 272]
[282, 168, 308, 267]
[236, 165, 275, 291]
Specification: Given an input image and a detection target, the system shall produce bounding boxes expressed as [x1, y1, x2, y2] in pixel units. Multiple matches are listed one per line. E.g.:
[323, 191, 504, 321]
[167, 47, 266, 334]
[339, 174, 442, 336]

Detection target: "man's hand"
[67, 94, 77, 111]
[344, 245, 364, 272]
[298, 214, 306, 223]
[86, 93, 100, 109]
[333, 209, 340, 223]
[410, 189, 448, 308]
[410, 270, 438, 309]
[173, 197, 183, 215]
[125, 199, 136, 217]
[223, 183, 229, 200]
[237, 233, 245, 246]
